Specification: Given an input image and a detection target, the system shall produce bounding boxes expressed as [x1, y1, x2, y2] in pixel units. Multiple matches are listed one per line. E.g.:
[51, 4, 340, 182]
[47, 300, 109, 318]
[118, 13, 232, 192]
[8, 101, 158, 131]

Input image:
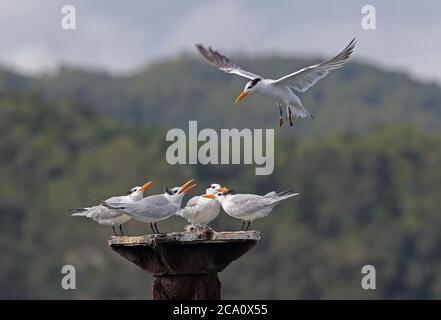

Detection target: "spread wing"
[195, 44, 261, 80]
[272, 38, 356, 92]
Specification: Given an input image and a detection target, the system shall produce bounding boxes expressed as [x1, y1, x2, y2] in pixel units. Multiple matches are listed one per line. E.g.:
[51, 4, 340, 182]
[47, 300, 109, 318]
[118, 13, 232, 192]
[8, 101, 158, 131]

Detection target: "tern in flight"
[176, 183, 228, 225]
[196, 38, 356, 127]
[214, 189, 299, 231]
[102, 180, 197, 233]
[69, 181, 153, 235]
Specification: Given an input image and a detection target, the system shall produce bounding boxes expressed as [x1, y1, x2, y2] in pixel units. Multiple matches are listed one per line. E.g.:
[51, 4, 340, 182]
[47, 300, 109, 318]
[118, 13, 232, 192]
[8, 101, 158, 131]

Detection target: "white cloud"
[0, 0, 440, 83]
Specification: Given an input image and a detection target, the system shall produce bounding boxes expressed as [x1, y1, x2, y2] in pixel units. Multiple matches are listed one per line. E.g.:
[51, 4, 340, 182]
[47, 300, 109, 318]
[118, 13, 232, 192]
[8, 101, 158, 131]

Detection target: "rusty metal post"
[108, 225, 261, 300]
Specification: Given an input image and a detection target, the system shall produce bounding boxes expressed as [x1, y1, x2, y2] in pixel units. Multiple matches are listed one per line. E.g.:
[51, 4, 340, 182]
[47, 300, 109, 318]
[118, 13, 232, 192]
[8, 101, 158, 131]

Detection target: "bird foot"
[288, 109, 294, 126]
[279, 117, 284, 127]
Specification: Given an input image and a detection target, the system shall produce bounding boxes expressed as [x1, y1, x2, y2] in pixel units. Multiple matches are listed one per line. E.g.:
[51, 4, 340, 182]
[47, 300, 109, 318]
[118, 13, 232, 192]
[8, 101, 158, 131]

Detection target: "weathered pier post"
[108, 224, 261, 300]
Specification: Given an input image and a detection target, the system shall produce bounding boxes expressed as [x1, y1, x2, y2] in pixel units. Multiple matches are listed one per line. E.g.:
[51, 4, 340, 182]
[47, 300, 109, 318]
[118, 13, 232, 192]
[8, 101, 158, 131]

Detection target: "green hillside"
[2, 54, 441, 136]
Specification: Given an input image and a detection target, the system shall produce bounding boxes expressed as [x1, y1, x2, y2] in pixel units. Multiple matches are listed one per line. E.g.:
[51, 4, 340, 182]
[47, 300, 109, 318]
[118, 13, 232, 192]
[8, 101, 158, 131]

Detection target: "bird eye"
[174, 190, 177, 194]
[211, 186, 215, 189]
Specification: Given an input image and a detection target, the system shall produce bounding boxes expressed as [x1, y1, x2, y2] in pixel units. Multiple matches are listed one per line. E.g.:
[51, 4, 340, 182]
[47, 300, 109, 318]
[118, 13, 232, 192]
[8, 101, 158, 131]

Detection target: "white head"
[212, 189, 235, 204]
[201, 184, 229, 200]
[205, 183, 221, 195]
[127, 181, 153, 201]
[163, 179, 197, 206]
[235, 78, 262, 104]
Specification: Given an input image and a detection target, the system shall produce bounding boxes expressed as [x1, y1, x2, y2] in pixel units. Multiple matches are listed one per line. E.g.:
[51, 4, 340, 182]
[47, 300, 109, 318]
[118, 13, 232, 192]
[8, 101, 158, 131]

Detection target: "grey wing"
[273, 38, 356, 92]
[231, 193, 272, 208]
[195, 44, 261, 80]
[118, 195, 176, 220]
[101, 195, 132, 212]
[185, 196, 200, 208]
[229, 194, 265, 204]
[89, 205, 123, 220]
[145, 200, 178, 219]
[176, 196, 200, 218]
[104, 195, 130, 204]
[72, 194, 129, 216]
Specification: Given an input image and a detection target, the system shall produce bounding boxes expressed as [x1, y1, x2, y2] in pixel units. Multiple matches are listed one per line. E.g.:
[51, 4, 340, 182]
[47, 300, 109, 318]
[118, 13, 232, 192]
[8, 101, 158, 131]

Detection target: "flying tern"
[69, 181, 153, 235]
[196, 38, 356, 127]
[102, 179, 197, 233]
[214, 189, 299, 230]
[176, 183, 228, 225]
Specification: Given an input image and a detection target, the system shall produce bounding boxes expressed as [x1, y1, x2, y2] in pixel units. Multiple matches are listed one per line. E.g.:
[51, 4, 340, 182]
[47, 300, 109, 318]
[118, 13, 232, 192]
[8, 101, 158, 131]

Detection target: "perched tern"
[214, 189, 299, 230]
[176, 183, 227, 225]
[196, 38, 356, 126]
[102, 179, 197, 233]
[69, 181, 153, 235]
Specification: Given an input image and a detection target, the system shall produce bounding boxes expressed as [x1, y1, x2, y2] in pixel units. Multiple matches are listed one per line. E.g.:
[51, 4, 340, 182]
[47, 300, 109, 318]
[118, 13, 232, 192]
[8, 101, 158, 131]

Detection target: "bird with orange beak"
[213, 188, 299, 231]
[176, 183, 228, 225]
[196, 39, 356, 127]
[102, 179, 197, 233]
[70, 181, 153, 235]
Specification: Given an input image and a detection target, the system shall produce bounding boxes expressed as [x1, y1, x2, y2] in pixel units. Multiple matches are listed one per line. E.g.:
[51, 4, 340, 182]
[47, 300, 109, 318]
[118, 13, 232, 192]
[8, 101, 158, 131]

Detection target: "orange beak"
[202, 194, 216, 199]
[140, 181, 153, 192]
[179, 179, 197, 194]
[235, 91, 248, 104]
[216, 187, 228, 193]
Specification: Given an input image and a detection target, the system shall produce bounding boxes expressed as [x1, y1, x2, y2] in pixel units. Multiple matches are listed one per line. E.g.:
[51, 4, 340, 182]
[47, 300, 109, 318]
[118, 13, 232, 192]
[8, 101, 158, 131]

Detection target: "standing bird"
[102, 180, 197, 234]
[214, 189, 299, 231]
[69, 181, 153, 235]
[196, 38, 356, 127]
[176, 183, 228, 225]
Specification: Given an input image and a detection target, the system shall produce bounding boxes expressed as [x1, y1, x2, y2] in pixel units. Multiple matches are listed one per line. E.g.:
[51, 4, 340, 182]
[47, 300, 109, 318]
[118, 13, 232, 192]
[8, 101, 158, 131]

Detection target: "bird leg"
[154, 222, 161, 234]
[241, 220, 245, 231]
[119, 224, 124, 236]
[245, 221, 251, 231]
[150, 222, 156, 234]
[288, 107, 294, 126]
[112, 225, 118, 236]
[278, 103, 284, 127]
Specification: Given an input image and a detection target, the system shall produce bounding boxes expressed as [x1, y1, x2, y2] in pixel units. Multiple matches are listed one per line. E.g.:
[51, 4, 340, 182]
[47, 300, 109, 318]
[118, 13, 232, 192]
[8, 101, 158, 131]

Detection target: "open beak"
[140, 181, 153, 192]
[235, 91, 248, 104]
[179, 179, 197, 194]
[202, 194, 216, 199]
[216, 187, 228, 193]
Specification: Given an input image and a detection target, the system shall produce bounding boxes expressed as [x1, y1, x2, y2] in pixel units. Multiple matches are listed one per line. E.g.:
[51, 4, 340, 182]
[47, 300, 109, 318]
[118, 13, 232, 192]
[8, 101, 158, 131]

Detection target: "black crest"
[250, 78, 262, 87]
[163, 187, 174, 195]
[224, 189, 236, 195]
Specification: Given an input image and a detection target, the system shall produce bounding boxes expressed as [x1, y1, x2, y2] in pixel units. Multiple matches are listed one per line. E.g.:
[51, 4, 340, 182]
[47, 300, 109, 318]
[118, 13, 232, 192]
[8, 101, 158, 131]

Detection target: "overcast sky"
[0, 0, 439, 83]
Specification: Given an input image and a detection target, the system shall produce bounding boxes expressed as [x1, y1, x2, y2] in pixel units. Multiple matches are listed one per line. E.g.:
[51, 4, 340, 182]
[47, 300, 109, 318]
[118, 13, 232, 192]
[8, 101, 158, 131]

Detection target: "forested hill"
[1, 54, 441, 136]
